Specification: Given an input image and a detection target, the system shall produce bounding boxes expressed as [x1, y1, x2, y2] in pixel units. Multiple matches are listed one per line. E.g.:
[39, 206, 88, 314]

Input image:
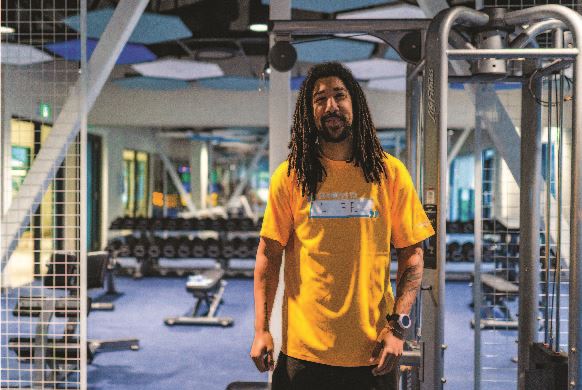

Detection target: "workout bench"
[164, 268, 233, 327]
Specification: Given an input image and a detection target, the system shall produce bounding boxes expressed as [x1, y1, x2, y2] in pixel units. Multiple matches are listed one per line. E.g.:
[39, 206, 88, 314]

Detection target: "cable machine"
[423, 5, 581, 390]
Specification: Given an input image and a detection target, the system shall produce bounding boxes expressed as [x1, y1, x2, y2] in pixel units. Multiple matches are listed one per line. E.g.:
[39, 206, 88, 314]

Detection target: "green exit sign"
[39, 102, 51, 119]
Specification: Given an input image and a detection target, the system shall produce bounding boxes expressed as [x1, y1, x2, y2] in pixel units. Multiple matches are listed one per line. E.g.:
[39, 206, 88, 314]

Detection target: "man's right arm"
[250, 236, 284, 372]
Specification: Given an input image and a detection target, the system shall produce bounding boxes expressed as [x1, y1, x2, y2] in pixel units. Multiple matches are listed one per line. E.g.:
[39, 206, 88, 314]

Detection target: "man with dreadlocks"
[250, 62, 435, 389]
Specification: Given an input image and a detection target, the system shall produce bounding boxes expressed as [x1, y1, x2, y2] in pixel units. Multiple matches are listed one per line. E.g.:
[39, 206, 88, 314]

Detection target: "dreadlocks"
[288, 62, 387, 199]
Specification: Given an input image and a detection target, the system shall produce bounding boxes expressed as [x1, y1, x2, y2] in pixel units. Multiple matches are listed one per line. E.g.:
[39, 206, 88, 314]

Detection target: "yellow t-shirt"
[260, 154, 435, 367]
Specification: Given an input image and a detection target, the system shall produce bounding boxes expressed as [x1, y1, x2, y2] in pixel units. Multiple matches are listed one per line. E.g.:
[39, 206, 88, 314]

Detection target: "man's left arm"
[393, 241, 424, 316]
[370, 241, 424, 376]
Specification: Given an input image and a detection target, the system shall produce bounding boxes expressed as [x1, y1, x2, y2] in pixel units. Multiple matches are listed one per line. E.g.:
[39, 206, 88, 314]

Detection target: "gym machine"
[6, 252, 139, 388]
[423, 5, 581, 390]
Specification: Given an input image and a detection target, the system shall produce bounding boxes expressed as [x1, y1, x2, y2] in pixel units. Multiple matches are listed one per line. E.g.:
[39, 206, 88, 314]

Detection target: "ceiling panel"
[344, 58, 406, 80]
[113, 76, 190, 90]
[63, 8, 192, 44]
[1, 43, 53, 65]
[197, 76, 265, 91]
[45, 39, 156, 64]
[261, 0, 396, 13]
[294, 38, 375, 63]
[132, 59, 224, 80]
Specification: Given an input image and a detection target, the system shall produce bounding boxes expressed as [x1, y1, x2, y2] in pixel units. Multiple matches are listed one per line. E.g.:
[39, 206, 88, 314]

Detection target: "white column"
[190, 141, 209, 210]
[268, 0, 291, 379]
[1, 66, 12, 215]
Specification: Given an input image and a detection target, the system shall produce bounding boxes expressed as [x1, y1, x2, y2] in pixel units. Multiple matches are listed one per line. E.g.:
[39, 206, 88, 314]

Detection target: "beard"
[318, 113, 351, 143]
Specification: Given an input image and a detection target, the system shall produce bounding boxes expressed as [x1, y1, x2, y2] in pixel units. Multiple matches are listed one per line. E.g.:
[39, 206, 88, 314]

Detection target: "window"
[122, 149, 150, 217]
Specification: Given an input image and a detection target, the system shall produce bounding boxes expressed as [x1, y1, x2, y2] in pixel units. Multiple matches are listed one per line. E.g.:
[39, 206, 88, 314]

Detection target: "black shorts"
[271, 353, 399, 390]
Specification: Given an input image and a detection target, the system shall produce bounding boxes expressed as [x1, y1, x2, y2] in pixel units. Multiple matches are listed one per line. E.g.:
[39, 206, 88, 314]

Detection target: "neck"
[321, 136, 353, 161]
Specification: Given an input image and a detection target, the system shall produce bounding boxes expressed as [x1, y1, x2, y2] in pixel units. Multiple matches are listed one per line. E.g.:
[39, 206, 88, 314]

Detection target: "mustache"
[321, 112, 346, 123]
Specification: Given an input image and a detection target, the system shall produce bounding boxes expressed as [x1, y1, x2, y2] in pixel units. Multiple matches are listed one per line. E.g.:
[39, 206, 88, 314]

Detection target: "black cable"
[527, 61, 574, 107]
[291, 33, 374, 46]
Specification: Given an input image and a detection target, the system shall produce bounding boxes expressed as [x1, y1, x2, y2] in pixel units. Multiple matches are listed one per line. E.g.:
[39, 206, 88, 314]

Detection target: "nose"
[325, 97, 339, 113]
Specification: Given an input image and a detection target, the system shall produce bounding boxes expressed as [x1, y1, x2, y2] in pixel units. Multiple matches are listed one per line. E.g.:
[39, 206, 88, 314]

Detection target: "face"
[312, 76, 353, 144]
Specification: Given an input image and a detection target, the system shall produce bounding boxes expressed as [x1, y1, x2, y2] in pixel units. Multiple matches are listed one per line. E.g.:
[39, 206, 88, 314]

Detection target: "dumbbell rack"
[107, 221, 260, 278]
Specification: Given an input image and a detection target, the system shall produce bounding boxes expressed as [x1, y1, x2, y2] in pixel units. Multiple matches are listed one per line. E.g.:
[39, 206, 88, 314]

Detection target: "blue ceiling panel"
[64, 8, 192, 44]
[294, 39, 375, 63]
[45, 39, 156, 64]
[261, 0, 395, 13]
[291, 76, 305, 90]
[113, 76, 190, 90]
[198, 76, 265, 91]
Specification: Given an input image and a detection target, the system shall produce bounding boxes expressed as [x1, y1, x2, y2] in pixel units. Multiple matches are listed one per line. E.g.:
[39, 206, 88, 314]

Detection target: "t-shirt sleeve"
[259, 162, 294, 247]
[390, 158, 435, 249]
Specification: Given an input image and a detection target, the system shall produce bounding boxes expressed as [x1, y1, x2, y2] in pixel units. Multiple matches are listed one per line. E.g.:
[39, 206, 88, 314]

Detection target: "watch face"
[400, 315, 411, 329]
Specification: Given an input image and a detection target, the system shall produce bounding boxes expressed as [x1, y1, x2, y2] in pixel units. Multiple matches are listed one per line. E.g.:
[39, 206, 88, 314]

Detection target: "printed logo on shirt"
[309, 198, 379, 219]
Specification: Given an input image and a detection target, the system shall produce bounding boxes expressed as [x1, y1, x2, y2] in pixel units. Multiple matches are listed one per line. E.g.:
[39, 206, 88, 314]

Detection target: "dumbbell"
[150, 217, 165, 231]
[205, 237, 221, 258]
[118, 235, 136, 257]
[461, 242, 474, 261]
[221, 238, 236, 259]
[132, 237, 149, 258]
[225, 218, 238, 232]
[198, 217, 212, 231]
[135, 217, 149, 230]
[233, 237, 249, 258]
[148, 236, 162, 259]
[161, 237, 177, 258]
[448, 221, 461, 234]
[247, 236, 260, 254]
[108, 238, 123, 253]
[110, 217, 124, 230]
[179, 217, 196, 231]
[482, 220, 495, 232]
[210, 217, 226, 231]
[176, 236, 191, 258]
[165, 218, 178, 231]
[191, 237, 206, 258]
[121, 216, 135, 230]
[239, 217, 254, 231]
[462, 220, 474, 234]
[447, 241, 462, 262]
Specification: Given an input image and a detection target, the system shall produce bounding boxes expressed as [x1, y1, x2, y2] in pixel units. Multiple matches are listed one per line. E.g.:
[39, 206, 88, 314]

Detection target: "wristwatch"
[386, 313, 412, 330]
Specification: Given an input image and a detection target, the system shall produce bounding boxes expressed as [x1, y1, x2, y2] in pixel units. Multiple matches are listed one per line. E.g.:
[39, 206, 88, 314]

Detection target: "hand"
[369, 326, 404, 376]
[250, 330, 275, 372]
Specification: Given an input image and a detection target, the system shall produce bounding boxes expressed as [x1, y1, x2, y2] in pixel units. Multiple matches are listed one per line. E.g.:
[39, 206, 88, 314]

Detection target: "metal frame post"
[473, 88, 484, 390]
[422, 8, 489, 389]
[406, 64, 421, 186]
[518, 59, 543, 390]
[79, 0, 88, 386]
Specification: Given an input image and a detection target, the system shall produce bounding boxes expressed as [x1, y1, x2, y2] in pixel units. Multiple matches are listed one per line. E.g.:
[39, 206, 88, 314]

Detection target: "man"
[250, 62, 435, 390]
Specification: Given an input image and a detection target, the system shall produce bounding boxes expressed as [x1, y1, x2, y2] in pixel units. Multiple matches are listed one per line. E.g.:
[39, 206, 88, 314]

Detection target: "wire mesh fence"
[1, 0, 86, 388]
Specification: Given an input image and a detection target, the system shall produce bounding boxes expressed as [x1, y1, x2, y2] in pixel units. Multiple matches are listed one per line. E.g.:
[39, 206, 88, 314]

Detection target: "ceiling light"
[0, 26, 15, 34]
[249, 23, 268, 32]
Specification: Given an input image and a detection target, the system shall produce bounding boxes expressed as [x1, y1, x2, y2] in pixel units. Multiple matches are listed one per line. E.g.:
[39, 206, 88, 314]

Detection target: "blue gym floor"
[1, 276, 520, 389]
[85, 277, 518, 390]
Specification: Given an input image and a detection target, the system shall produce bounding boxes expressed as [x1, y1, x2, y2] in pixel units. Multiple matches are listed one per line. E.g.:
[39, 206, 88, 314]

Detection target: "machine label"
[423, 204, 438, 269]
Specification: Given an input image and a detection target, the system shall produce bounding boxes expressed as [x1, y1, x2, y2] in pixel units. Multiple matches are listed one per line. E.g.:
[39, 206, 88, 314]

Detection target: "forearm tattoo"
[393, 247, 424, 315]
[263, 300, 269, 331]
